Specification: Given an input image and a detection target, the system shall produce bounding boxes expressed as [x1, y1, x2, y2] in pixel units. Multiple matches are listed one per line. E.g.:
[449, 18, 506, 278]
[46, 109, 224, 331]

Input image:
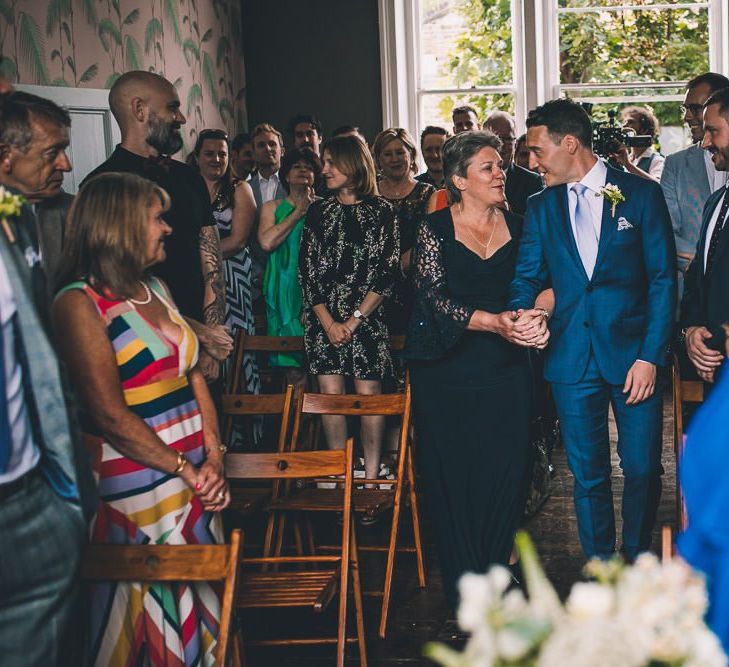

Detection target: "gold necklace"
[462, 211, 499, 256]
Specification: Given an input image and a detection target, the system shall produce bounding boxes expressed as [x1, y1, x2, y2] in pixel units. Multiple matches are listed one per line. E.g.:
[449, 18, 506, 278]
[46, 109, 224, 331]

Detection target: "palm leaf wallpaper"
[0, 0, 247, 152]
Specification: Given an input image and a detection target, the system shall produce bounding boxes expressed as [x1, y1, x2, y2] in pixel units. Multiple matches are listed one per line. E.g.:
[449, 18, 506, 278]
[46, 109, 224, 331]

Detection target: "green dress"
[263, 199, 305, 366]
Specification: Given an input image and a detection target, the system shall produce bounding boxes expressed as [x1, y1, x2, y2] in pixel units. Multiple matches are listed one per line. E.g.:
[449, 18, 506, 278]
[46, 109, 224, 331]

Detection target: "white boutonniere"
[596, 183, 625, 217]
[0, 185, 26, 244]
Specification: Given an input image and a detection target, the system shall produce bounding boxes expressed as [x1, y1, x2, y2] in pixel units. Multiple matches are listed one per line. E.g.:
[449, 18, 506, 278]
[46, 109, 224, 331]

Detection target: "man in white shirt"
[248, 123, 287, 300]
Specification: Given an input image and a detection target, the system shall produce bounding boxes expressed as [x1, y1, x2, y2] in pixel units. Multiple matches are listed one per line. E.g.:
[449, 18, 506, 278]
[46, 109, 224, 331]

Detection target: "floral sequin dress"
[299, 196, 400, 380]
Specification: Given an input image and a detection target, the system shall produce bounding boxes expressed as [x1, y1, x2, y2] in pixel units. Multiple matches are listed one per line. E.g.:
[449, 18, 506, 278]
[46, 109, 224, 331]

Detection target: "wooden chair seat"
[269, 487, 394, 515]
[238, 568, 340, 610]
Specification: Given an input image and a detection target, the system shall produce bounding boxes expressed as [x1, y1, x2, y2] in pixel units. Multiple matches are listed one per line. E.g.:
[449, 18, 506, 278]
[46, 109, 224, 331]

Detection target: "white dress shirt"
[258, 171, 280, 204]
[703, 184, 729, 272]
[630, 146, 665, 181]
[0, 254, 39, 484]
[567, 158, 608, 245]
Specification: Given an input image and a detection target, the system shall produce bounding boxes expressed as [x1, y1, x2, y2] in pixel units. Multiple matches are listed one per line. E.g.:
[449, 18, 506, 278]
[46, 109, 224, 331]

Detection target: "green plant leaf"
[45, 0, 61, 37]
[125, 35, 141, 70]
[51, 77, 68, 86]
[61, 20, 70, 45]
[164, 0, 181, 45]
[79, 63, 98, 83]
[154, 42, 163, 62]
[172, 76, 182, 88]
[65, 54, 75, 75]
[215, 35, 229, 66]
[123, 9, 139, 26]
[98, 18, 121, 51]
[0, 0, 14, 26]
[202, 49, 218, 105]
[182, 37, 199, 66]
[105, 71, 121, 88]
[0, 56, 17, 81]
[201, 28, 212, 43]
[218, 98, 233, 122]
[110, 0, 120, 19]
[50, 48, 61, 62]
[18, 12, 49, 85]
[81, 0, 97, 27]
[186, 82, 201, 116]
[145, 17, 163, 54]
[192, 20, 199, 38]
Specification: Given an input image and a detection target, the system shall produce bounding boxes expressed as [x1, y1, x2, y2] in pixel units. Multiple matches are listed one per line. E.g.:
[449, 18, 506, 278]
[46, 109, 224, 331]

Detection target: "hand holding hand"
[198, 350, 221, 382]
[196, 323, 234, 361]
[326, 321, 353, 347]
[623, 361, 656, 405]
[686, 326, 723, 374]
[698, 368, 716, 383]
[197, 458, 230, 512]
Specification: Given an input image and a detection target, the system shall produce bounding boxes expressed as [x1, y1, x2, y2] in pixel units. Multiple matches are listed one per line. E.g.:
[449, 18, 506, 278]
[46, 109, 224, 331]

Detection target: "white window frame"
[380, 0, 729, 137]
[379, 0, 526, 136]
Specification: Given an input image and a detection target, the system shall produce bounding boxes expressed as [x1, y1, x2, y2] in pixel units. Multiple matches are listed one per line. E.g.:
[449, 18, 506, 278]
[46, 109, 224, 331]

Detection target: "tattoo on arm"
[199, 225, 226, 326]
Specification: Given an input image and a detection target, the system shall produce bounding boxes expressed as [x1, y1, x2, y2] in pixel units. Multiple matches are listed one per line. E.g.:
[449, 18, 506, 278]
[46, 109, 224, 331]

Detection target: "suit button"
[586, 284, 593, 293]
[583, 321, 590, 328]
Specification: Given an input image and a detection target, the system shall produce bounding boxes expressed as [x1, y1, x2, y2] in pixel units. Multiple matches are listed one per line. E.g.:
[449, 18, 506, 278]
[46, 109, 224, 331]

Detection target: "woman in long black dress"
[299, 135, 400, 482]
[403, 131, 552, 608]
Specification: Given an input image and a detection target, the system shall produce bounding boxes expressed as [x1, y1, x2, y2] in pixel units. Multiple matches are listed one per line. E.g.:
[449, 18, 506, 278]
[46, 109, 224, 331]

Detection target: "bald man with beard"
[84, 71, 231, 380]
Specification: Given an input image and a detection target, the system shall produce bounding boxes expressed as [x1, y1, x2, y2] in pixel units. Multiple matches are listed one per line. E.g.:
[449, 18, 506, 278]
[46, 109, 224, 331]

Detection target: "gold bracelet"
[173, 452, 188, 475]
[206, 443, 228, 455]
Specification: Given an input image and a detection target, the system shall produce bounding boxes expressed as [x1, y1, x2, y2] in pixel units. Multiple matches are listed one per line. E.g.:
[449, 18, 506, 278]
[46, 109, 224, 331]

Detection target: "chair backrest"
[389, 335, 406, 351]
[289, 385, 413, 485]
[82, 530, 242, 665]
[222, 384, 295, 453]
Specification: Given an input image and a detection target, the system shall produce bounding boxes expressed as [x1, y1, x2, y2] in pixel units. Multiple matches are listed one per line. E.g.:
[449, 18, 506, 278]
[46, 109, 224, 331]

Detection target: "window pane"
[420, 92, 514, 131]
[420, 0, 512, 91]
[559, 6, 709, 84]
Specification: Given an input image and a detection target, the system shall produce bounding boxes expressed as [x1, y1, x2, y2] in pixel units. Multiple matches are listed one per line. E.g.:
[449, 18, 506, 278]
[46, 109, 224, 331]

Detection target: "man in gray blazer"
[662, 72, 729, 288]
[248, 123, 288, 300]
[0, 90, 95, 665]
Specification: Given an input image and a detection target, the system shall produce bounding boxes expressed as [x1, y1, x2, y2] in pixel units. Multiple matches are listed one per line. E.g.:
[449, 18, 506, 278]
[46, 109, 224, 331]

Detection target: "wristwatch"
[353, 309, 367, 322]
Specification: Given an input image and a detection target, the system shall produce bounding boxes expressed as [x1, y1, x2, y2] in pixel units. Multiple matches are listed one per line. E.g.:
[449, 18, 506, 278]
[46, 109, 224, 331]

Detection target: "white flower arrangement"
[596, 183, 626, 217]
[0, 185, 26, 244]
[425, 532, 727, 667]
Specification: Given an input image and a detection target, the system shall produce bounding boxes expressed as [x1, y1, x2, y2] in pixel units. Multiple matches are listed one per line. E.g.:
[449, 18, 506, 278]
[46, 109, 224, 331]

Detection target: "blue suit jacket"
[661, 143, 712, 261]
[509, 164, 677, 385]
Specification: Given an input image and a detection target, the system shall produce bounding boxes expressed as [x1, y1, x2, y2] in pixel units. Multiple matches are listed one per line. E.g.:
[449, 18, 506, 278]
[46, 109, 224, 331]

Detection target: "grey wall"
[241, 0, 383, 145]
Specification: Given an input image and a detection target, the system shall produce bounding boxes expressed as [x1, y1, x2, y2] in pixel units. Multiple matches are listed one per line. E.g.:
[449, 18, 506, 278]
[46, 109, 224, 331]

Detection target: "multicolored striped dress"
[59, 278, 224, 667]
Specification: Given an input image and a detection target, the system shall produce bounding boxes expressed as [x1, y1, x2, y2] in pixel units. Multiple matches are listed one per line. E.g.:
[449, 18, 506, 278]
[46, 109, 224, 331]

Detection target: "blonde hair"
[250, 122, 283, 147]
[321, 135, 378, 198]
[57, 172, 171, 298]
[373, 128, 418, 173]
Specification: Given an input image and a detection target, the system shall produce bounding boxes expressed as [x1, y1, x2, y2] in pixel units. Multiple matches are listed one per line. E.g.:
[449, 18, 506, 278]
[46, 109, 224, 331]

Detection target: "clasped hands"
[180, 457, 230, 512]
[326, 316, 362, 348]
[496, 308, 550, 349]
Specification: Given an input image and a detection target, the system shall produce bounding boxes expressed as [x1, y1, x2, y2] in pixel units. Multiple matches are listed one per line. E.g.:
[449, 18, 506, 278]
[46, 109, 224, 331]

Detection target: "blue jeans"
[551, 354, 663, 559]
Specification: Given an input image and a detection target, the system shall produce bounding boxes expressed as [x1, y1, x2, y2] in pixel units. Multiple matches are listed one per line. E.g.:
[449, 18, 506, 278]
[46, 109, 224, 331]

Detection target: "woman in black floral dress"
[299, 135, 400, 481]
[374, 128, 436, 334]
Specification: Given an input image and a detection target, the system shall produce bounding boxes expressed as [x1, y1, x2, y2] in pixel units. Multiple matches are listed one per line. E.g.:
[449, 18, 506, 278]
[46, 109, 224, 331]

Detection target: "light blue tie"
[572, 183, 598, 278]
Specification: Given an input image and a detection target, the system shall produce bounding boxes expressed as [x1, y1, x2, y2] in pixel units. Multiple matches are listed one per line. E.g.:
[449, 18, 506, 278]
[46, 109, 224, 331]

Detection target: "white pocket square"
[617, 217, 634, 230]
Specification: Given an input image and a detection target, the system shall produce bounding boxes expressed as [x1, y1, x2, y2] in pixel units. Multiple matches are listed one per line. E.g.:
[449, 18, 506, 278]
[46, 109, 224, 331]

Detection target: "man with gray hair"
[0, 89, 96, 665]
[485, 110, 543, 215]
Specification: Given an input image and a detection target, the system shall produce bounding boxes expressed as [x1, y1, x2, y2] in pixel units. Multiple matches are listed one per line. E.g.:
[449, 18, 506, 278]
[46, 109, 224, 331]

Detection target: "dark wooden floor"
[236, 392, 677, 666]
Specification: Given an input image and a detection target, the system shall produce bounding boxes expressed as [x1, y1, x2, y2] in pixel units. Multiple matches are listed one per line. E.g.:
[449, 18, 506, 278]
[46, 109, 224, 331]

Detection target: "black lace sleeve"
[298, 200, 326, 307]
[402, 217, 475, 360]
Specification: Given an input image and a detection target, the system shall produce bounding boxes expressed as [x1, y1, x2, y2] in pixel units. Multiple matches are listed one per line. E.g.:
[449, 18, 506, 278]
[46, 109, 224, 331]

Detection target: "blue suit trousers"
[551, 353, 663, 559]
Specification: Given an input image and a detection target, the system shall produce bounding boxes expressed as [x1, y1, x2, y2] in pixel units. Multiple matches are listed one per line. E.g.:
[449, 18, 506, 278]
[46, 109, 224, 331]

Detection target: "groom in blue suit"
[509, 99, 676, 560]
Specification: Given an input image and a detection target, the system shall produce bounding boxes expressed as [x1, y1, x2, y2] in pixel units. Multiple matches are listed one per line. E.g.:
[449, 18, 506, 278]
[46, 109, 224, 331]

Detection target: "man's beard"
[145, 113, 183, 156]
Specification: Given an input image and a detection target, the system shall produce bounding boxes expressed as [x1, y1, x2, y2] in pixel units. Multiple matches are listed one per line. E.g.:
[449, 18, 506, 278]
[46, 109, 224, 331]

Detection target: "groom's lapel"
[555, 184, 589, 280]
[593, 169, 622, 275]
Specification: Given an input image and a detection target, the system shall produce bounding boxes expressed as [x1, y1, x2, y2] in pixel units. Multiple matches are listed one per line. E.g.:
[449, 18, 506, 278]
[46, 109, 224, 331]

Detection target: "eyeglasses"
[680, 104, 704, 116]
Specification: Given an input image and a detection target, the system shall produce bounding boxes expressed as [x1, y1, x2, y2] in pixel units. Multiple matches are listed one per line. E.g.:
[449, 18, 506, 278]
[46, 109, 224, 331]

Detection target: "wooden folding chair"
[226, 439, 366, 667]
[672, 353, 704, 532]
[270, 383, 426, 638]
[82, 530, 242, 666]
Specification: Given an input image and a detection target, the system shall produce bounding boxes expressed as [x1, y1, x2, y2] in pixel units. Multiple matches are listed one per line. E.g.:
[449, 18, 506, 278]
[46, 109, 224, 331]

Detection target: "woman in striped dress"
[53, 173, 229, 666]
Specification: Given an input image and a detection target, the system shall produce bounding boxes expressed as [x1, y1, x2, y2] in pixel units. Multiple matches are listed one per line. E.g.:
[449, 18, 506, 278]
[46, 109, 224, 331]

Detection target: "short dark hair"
[332, 124, 360, 137]
[279, 146, 322, 191]
[452, 105, 479, 122]
[289, 113, 322, 137]
[420, 125, 449, 146]
[193, 128, 228, 156]
[526, 98, 593, 149]
[704, 87, 729, 121]
[442, 130, 502, 204]
[687, 72, 729, 95]
[231, 132, 251, 151]
[622, 105, 660, 138]
[0, 91, 71, 153]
